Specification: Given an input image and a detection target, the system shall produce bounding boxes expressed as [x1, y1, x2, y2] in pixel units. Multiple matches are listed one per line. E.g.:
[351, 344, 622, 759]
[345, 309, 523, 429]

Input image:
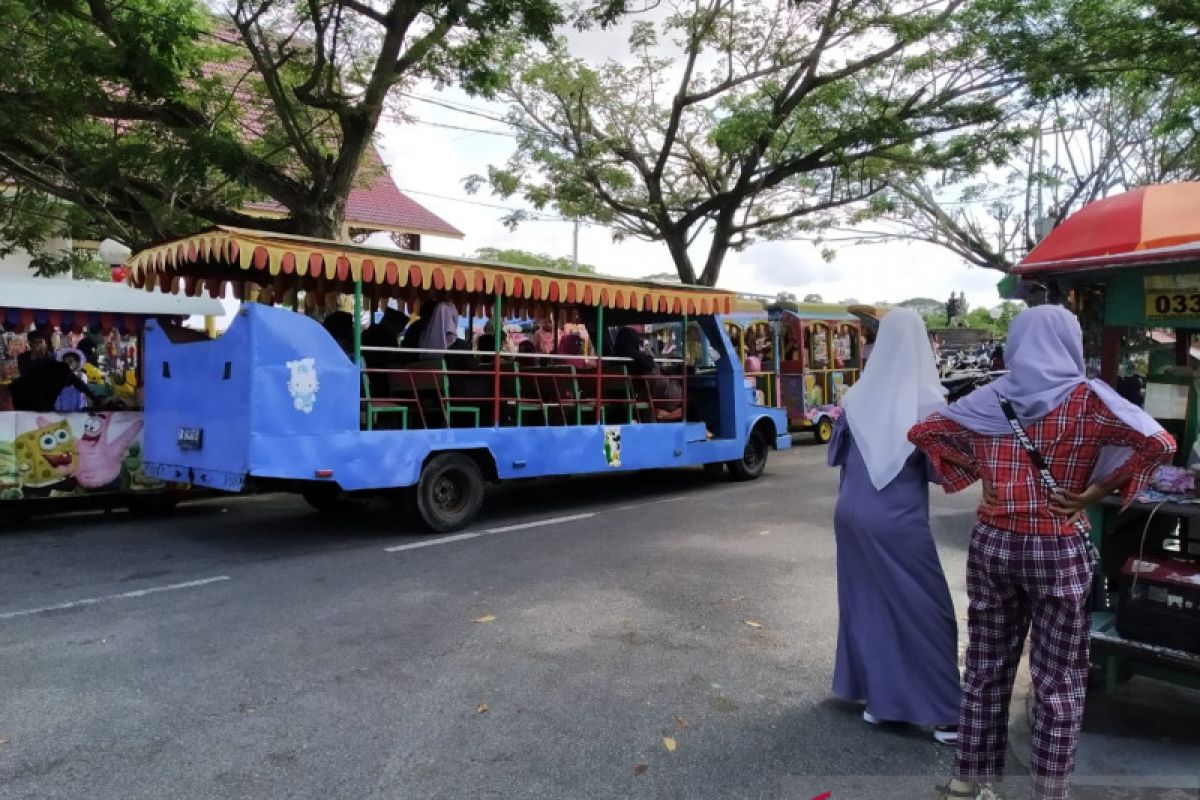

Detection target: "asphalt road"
[0, 443, 1190, 799]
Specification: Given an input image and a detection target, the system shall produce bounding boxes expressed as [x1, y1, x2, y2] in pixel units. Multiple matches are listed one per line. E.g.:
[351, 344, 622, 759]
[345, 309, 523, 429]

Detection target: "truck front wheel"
[728, 430, 768, 481]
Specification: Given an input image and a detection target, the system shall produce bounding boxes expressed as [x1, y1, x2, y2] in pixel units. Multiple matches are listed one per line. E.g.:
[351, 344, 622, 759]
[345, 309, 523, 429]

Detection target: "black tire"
[301, 485, 363, 514]
[814, 416, 834, 444]
[414, 453, 485, 533]
[703, 462, 727, 480]
[728, 430, 768, 481]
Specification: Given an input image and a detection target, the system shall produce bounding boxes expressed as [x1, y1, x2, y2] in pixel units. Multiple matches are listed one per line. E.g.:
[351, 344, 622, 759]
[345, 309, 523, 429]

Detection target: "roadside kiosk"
[1012, 182, 1200, 690]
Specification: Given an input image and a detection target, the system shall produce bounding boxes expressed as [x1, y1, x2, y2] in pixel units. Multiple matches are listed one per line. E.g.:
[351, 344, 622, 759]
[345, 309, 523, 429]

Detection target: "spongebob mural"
[0, 411, 159, 500]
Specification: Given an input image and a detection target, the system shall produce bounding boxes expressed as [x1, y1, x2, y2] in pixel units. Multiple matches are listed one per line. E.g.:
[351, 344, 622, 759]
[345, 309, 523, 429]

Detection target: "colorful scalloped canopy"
[1016, 182, 1200, 274]
[127, 227, 734, 317]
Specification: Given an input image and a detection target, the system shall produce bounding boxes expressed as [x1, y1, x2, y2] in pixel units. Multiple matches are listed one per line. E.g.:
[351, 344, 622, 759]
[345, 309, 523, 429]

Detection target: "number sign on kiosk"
[1144, 274, 1200, 318]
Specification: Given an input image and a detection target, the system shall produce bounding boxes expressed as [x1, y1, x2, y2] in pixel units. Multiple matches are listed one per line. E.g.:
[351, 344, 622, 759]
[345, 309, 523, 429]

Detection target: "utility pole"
[572, 220, 580, 271]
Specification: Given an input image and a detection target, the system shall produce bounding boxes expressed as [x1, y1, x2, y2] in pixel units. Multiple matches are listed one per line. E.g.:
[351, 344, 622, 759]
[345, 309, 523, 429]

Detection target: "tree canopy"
[0, 0, 596, 273]
[858, 0, 1200, 271]
[472, 246, 597, 273]
[471, 0, 1027, 286]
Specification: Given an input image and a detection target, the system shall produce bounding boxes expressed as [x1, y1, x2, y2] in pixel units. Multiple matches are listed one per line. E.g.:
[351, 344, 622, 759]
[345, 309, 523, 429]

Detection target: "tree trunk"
[698, 206, 736, 287]
[699, 236, 729, 287]
[287, 194, 347, 241]
[662, 228, 698, 284]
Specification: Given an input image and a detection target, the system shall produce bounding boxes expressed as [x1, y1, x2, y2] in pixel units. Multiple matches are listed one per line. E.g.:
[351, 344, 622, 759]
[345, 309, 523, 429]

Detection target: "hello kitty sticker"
[286, 358, 319, 414]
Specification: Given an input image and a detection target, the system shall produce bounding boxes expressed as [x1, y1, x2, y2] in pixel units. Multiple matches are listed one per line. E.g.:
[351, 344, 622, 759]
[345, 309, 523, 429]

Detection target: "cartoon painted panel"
[0, 411, 160, 500]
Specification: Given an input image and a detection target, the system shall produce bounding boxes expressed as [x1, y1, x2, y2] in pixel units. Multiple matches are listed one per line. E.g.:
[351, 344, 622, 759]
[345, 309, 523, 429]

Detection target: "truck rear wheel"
[415, 453, 485, 533]
[728, 430, 768, 481]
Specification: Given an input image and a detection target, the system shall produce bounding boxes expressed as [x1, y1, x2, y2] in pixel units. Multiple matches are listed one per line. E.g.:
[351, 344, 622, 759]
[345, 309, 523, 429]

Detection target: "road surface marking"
[484, 512, 595, 533]
[384, 494, 691, 553]
[384, 491, 700, 554]
[0, 575, 231, 621]
[613, 495, 688, 511]
[384, 532, 481, 552]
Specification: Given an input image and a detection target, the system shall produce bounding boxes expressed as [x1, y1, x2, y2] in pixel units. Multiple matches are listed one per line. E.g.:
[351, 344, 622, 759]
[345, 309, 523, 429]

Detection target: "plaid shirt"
[909, 384, 1176, 536]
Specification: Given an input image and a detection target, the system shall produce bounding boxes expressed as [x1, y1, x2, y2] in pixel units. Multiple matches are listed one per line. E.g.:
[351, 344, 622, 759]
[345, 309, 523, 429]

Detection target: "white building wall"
[0, 237, 73, 280]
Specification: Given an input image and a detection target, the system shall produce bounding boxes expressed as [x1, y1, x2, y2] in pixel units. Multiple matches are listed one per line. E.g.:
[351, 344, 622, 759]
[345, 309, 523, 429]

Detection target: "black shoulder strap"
[999, 396, 1093, 540]
[999, 397, 1058, 488]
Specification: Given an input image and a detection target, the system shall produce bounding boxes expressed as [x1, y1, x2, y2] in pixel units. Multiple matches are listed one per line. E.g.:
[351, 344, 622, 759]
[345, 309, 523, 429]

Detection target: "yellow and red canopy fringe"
[127, 227, 734, 317]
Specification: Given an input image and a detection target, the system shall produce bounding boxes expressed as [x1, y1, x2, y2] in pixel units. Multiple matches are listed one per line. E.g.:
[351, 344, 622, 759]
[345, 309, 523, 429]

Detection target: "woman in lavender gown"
[827, 308, 960, 744]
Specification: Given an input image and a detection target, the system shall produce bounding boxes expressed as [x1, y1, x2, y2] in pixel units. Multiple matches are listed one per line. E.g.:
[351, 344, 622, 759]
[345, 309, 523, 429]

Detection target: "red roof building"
[242, 146, 463, 245]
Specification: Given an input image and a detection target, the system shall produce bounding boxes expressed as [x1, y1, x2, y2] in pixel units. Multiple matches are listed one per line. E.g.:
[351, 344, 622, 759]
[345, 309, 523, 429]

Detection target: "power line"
[396, 187, 568, 222]
[408, 118, 517, 138]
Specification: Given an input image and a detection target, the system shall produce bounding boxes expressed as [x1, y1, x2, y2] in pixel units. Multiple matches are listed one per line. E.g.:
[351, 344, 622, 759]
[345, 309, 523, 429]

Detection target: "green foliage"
[769, 291, 799, 311]
[876, 77, 1200, 271]
[474, 0, 1029, 286]
[472, 247, 597, 273]
[0, 0, 593, 257]
[872, 0, 1200, 273]
[898, 297, 947, 318]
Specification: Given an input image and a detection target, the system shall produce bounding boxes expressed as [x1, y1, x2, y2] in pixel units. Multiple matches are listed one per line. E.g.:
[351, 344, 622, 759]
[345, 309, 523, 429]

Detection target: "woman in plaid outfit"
[909, 305, 1174, 800]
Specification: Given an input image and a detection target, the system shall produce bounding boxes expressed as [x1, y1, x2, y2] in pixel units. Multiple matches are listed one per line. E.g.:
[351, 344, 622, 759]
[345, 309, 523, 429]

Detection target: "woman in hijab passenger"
[613, 327, 654, 374]
[827, 308, 960, 744]
[557, 333, 589, 371]
[399, 300, 437, 362]
[321, 311, 355, 356]
[910, 305, 1174, 800]
[417, 300, 461, 351]
[614, 327, 681, 413]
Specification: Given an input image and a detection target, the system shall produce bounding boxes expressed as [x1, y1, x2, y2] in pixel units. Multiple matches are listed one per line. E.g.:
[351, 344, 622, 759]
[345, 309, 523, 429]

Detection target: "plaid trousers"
[955, 524, 1093, 800]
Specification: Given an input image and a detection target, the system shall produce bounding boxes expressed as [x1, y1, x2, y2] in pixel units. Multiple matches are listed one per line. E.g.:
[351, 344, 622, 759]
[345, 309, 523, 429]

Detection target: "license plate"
[178, 427, 203, 450]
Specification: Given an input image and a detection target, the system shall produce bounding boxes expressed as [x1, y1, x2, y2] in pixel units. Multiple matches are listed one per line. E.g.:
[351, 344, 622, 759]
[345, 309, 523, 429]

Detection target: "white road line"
[384, 532, 481, 552]
[484, 512, 595, 533]
[0, 576, 231, 621]
[383, 492, 693, 553]
[613, 495, 688, 512]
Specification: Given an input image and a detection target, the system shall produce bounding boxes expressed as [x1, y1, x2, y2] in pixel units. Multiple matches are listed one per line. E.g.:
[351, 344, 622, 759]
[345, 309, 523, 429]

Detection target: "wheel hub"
[432, 473, 465, 511]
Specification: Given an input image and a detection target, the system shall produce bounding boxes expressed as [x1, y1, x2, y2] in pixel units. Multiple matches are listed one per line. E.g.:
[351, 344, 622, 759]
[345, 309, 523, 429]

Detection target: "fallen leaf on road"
[633, 764, 648, 776]
[0, 736, 9, 746]
[662, 736, 677, 753]
[471, 614, 496, 623]
[675, 715, 689, 729]
[476, 703, 488, 714]
[744, 620, 763, 629]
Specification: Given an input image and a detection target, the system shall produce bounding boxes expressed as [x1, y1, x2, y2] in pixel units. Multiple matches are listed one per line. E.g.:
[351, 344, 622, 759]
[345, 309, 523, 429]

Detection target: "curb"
[1005, 655, 1200, 793]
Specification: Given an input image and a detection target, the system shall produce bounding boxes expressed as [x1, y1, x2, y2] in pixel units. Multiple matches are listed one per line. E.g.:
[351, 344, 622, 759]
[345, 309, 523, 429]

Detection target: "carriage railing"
[357, 346, 688, 430]
[743, 370, 778, 407]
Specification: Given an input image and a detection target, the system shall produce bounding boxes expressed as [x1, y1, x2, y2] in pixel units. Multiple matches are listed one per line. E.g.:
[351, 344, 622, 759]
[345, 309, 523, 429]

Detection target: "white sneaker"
[933, 726, 958, 746]
[862, 709, 882, 725]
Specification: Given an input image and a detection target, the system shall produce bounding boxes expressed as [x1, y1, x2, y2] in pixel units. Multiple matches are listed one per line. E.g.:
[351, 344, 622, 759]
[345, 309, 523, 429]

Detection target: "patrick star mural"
[76, 413, 144, 489]
[1, 411, 156, 500]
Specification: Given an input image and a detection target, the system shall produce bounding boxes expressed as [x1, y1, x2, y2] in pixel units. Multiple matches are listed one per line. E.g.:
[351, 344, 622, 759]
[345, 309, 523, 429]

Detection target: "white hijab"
[840, 308, 945, 490]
